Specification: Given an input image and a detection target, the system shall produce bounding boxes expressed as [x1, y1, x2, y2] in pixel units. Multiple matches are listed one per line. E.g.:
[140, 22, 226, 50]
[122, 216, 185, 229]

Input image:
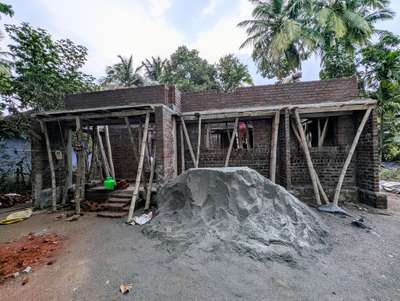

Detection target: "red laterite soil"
[0, 233, 64, 283]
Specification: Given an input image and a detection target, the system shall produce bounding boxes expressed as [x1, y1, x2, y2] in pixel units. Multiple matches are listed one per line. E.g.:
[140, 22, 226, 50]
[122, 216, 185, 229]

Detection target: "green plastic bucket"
[103, 176, 116, 190]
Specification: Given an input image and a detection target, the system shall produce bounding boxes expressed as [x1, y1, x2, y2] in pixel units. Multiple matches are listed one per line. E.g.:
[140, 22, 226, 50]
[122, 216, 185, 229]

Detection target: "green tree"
[4, 23, 95, 112]
[317, 0, 393, 78]
[161, 46, 218, 92]
[0, 2, 13, 16]
[0, 2, 14, 95]
[239, 0, 394, 80]
[238, 0, 313, 80]
[360, 32, 400, 160]
[216, 54, 253, 92]
[142, 56, 167, 82]
[101, 55, 144, 88]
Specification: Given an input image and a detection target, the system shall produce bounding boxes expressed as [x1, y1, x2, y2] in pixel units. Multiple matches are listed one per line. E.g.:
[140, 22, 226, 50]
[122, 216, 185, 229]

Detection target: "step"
[101, 202, 129, 212]
[109, 193, 132, 199]
[107, 197, 130, 204]
[97, 211, 127, 218]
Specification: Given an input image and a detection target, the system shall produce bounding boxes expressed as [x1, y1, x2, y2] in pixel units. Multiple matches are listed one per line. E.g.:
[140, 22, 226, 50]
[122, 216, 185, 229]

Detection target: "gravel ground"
[0, 193, 399, 301]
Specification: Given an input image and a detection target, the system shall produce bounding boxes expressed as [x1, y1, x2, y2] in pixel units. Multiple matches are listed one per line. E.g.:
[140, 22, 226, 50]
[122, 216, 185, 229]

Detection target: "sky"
[2, 0, 400, 85]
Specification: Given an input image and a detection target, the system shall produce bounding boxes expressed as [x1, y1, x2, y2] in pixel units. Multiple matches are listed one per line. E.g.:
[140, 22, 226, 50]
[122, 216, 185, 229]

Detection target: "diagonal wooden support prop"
[196, 115, 202, 168]
[319, 117, 329, 147]
[40, 120, 57, 212]
[104, 125, 115, 179]
[291, 120, 329, 204]
[180, 123, 185, 173]
[145, 144, 156, 210]
[124, 117, 139, 163]
[127, 112, 150, 222]
[180, 116, 197, 168]
[225, 117, 239, 167]
[270, 111, 280, 183]
[333, 107, 372, 206]
[96, 127, 111, 177]
[293, 109, 321, 205]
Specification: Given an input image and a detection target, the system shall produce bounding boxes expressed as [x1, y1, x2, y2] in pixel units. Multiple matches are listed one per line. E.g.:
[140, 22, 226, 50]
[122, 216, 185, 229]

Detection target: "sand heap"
[144, 167, 328, 263]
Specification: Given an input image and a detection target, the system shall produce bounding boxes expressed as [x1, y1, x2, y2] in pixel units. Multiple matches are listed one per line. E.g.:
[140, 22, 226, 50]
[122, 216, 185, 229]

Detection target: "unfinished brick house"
[31, 77, 386, 219]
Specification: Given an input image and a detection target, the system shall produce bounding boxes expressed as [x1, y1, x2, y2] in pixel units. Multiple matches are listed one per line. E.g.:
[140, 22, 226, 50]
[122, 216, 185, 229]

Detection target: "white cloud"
[32, 0, 183, 78]
[202, 0, 219, 16]
[148, 0, 172, 17]
[192, 0, 253, 63]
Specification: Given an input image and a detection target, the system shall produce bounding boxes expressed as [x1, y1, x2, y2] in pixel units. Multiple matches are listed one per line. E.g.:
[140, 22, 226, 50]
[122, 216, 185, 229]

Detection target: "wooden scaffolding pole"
[172, 116, 178, 177]
[145, 144, 156, 210]
[270, 111, 280, 183]
[180, 117, 197, 168]
[74, 117, 83, 215]
[293, 109, 321, 205]
[225, 117, 239, 167]
[40, 120, 57, 211]
[291, 121, 329, 204]
[104, 125, 115, 179]
[127, 112, 150, 222]
[196, 115, 202, 167]
[333, 107, 372, 205]
[96, 127, 111, 177]
[180, 123, 185, 173]
[62, 129, 73, 205]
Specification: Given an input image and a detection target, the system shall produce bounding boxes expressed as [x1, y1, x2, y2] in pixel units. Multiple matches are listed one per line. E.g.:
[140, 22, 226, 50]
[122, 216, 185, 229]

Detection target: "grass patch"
[380, 167, 400, 182]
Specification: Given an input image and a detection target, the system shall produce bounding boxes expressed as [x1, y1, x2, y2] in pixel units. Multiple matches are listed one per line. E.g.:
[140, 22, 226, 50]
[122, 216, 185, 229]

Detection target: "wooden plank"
[41, 109, 153, 122]
[127, 112, 150, 222]
[145, 145, 156, 210]
[291, 121, 329, 204]
[196, 115, 202, 167]
[180, 123, 185, 173]
[333, 107, 373, 205]
[62, 129, 73, 205]
[293, 109, 321, 205]
[104, 125, 115, 178]
[224, 117, 239, 167]
[96, 127, 111, 177]
[40, 121, 57, 211]
[180, 117, 197, 168]
[181, 99, 376, 122]
[270, 111, 280, 183]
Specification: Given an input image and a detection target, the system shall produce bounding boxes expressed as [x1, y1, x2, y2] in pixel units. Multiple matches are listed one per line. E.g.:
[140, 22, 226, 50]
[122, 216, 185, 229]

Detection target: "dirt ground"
[0, 193, 399, 301]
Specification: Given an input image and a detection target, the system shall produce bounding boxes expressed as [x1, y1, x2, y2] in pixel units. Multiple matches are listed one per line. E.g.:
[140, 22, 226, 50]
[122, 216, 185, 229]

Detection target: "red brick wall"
[181, 77, 358, 112]
[65, 85, 175, 110]
[179, 118, 273, 178]
[155, 106, 177, 184]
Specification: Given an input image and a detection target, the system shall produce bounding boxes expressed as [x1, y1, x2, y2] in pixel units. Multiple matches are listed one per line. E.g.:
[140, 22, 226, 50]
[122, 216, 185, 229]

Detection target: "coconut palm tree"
[239, 0, 394, 80]
[101, 55, 144, 88]
[142, 56, 167, 82]
[238, 0, 314, 80]
[314, 0, 394, 69]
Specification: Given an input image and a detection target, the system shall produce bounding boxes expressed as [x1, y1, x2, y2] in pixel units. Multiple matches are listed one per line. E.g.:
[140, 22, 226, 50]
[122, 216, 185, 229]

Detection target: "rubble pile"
[0, 194, 32, 209]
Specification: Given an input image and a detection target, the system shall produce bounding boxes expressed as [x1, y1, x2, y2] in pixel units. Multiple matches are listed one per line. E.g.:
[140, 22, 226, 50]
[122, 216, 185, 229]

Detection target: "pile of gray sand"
[143, 167, 328, 264]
